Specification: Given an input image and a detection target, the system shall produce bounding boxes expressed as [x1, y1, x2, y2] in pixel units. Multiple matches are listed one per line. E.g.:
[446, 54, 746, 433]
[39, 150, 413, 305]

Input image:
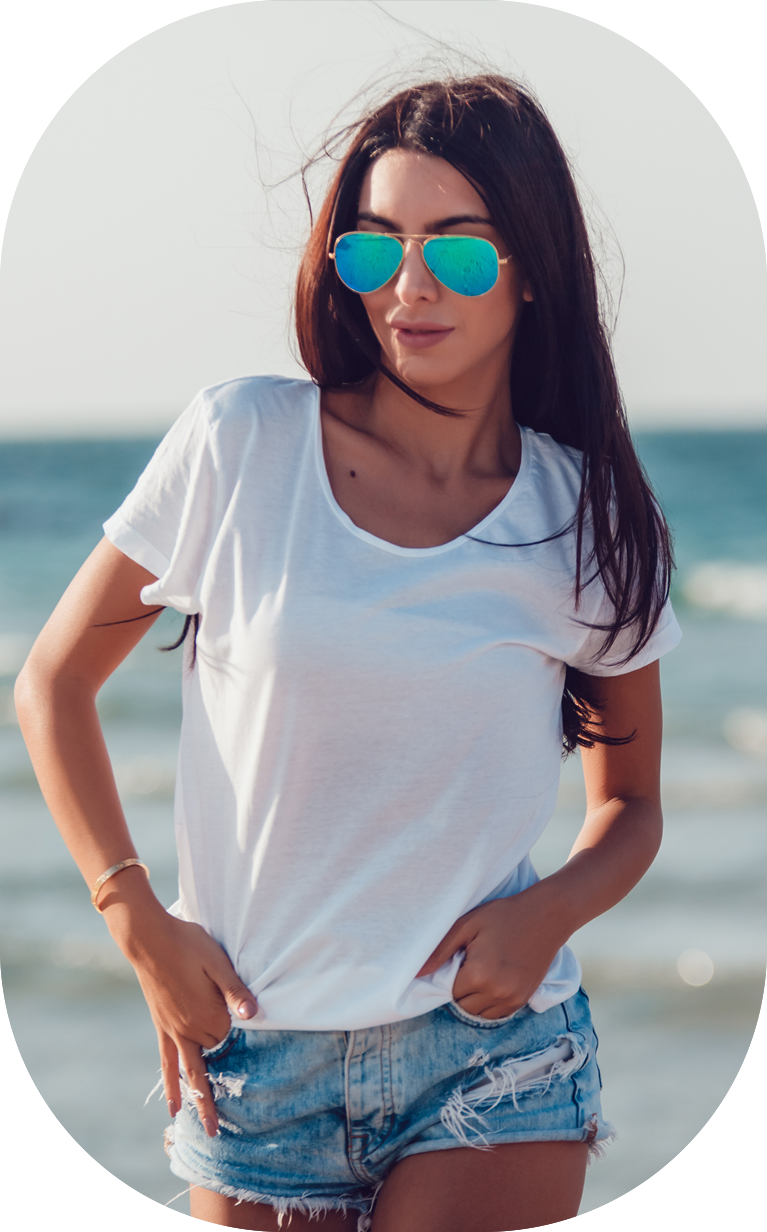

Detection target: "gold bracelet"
[91, 858, 150, 912]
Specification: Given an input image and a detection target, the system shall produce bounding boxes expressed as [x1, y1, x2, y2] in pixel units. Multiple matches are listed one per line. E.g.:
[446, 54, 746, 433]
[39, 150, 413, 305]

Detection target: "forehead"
[357, 149, 486, 217]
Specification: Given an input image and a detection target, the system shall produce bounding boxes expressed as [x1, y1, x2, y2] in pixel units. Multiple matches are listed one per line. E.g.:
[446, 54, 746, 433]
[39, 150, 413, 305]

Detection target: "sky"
[0, 0, 766, 437]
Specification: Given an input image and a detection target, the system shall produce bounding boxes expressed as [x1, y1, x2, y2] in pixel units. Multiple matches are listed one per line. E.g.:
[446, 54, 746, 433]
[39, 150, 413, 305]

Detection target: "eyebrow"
[356, 211, 494, 230]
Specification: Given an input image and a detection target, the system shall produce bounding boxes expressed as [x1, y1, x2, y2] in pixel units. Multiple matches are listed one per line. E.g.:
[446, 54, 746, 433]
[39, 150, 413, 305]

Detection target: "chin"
[389, 354, 462, 390]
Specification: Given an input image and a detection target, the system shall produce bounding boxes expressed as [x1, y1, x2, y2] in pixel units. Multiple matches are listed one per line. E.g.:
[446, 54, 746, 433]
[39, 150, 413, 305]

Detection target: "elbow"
[14, 660, 94, 733]
[583, 792, 664, 862]
[13, 663, 37, 729]
[621, 794, 664, 862]
[14, 662, 55, 736]
[644, 803, 664, 862]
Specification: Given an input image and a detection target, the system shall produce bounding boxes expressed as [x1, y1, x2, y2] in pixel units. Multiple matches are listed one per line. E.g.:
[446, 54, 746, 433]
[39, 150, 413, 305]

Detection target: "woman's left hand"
[416, 887, 568, 1019]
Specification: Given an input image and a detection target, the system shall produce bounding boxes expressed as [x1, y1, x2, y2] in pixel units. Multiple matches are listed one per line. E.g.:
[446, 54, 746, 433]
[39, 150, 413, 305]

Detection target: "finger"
[455, 993, 504, 1019]
[206, 953, 258, 1020]
[416, 921, 474, 977]
[454, 985, 525, 1019]
[177, 1038, 219, 1137]
[484, 1004, 521, 1020]
[159, 1030, 181, 1118]
[222, 979, 258, 1021]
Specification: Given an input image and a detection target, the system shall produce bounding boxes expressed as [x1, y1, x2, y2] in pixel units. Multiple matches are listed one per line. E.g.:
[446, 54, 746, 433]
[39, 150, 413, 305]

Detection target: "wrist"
[91, 857, 150, 910]
[98, 866, 171, 963]
[511, 876, 581, 949]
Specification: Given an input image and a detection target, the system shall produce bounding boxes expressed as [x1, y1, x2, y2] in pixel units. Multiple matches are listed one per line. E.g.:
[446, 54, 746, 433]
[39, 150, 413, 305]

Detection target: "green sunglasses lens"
[332, 232, 501, 297]
[334, 233, 403, 293]
[423, 236, 499, 297]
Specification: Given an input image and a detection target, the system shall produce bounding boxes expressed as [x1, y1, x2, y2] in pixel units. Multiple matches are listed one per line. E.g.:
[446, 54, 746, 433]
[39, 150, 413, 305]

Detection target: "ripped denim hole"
[174, 1072, 246, 1135]
[208, 1071, 246, 1101]
[466, 1048, 491, 1068]
[441, 1033, 588, 1147]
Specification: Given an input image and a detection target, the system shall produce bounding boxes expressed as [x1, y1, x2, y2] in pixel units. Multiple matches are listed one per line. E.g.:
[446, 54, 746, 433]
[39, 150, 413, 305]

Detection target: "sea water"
[0, 430, 765, 1213]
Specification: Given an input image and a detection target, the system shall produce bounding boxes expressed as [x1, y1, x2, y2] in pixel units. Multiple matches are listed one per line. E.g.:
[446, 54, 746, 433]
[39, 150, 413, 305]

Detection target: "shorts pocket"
[446, 1000, 528, 1028]
[201, 1023, 241, 1061]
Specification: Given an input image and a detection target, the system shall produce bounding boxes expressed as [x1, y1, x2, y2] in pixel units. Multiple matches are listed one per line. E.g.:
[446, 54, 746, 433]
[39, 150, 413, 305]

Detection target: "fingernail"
[203, 1117, 217, 1138]
[236, 999, 257, 1019]
[167, 1100, 178, 1118]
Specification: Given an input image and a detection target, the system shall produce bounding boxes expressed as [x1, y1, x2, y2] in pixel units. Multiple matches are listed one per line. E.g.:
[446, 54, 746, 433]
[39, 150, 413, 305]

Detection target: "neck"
[362, 363, 520, 483]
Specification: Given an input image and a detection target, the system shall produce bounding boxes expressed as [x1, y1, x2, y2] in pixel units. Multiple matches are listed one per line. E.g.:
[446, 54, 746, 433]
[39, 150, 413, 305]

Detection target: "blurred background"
[0, 1, 765, 1221]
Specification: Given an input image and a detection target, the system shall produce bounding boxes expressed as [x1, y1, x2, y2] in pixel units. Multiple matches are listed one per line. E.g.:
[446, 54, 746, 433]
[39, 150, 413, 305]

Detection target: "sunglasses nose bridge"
[395, 237, 439, 290]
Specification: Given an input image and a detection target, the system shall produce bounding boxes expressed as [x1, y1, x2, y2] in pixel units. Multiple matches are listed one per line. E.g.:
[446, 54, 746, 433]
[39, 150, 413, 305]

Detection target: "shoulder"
[194, 374, 318, 438]
[509, 426, 584, 538]
[522, 427, 583, 498]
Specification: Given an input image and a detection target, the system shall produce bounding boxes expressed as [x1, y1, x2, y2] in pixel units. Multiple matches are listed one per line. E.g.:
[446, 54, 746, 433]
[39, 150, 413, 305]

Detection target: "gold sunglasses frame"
[328, 232, 511, 295]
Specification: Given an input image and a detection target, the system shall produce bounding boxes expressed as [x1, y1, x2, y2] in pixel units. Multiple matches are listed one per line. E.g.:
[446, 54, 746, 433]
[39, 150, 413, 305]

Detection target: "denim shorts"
[165, 987, 613, 1229]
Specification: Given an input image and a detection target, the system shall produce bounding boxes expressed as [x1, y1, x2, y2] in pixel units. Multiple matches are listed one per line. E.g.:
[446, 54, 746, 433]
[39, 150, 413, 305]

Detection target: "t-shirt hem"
[224, 979, 584, 1032]
[572, 614, 682, 678]
[103, 512, 169, 580]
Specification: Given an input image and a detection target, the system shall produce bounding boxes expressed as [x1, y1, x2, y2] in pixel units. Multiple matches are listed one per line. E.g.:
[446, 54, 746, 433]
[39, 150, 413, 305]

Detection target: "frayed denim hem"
[166, 1130, 376, 1231]
[393, 1121, 618, 1169]
[586, 1117, 618, 1166]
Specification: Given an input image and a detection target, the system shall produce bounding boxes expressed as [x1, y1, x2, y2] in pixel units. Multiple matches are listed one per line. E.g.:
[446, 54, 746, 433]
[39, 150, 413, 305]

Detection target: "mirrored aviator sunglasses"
[329, 232, 510, 298]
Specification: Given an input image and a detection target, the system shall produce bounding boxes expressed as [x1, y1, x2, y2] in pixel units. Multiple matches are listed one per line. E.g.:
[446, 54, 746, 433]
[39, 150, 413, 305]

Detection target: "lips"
[390, 322, 454, 349]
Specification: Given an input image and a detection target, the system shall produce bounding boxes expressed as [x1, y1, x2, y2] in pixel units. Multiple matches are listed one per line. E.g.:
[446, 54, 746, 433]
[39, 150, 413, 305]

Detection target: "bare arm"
[14, 538, 257, 1131]
[14, 537, 166, 890]
[417, 661, 664, 1017]
[548, 659, 663, 923]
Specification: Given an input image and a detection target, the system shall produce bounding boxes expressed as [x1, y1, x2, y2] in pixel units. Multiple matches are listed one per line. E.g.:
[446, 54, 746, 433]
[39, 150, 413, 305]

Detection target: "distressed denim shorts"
[165, 987, 613, 1229]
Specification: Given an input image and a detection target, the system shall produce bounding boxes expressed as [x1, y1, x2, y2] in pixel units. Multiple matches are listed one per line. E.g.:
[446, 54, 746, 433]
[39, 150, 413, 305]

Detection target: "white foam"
[723, 708, 767, 759]
[682, 561, 767, 619]
[0, 633, 34, 676]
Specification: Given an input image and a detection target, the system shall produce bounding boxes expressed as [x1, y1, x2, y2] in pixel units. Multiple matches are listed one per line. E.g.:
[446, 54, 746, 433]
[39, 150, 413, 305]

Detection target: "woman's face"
[354, 149, 532, 395]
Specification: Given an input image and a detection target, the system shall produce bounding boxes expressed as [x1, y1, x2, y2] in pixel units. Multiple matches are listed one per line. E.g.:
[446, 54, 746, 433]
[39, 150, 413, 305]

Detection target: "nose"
[393, 239, 439, 303]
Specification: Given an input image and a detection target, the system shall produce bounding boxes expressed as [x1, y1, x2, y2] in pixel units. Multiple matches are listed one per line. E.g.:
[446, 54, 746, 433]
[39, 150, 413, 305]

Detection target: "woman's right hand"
[102, 881, 258, 1136]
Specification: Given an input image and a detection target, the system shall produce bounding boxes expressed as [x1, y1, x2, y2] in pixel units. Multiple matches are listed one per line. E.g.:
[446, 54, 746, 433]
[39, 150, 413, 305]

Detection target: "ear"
[522, 282, 534, 303]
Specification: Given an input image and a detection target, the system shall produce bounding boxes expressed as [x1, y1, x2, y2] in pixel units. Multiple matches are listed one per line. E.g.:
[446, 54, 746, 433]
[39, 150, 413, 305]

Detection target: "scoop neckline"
[313, 384, 530, 558]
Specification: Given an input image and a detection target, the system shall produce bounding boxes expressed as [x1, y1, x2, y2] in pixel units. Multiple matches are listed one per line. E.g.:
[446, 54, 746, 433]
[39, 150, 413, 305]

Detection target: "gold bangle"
[91, 858, 150, 912]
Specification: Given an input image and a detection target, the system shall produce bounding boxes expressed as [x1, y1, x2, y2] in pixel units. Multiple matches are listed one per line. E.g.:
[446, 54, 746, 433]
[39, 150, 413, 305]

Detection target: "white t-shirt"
[104, 375, 681, 1031]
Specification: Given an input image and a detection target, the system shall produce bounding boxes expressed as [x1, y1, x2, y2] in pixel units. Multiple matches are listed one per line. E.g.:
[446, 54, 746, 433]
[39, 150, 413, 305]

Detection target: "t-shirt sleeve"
[567, 592, 682, 677]
[102, 391, 216, 613]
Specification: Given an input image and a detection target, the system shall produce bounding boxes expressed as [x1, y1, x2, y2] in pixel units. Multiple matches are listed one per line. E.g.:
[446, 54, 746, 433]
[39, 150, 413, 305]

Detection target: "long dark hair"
[291, 73, 673, 754]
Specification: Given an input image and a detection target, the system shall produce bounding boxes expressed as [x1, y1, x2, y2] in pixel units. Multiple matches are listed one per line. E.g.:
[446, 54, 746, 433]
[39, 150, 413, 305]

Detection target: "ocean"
[0, 429, 765, 1216]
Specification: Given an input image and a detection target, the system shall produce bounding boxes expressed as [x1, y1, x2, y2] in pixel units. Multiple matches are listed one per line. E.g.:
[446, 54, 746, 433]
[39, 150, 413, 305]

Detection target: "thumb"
[210, 954, 258, 1020]
[223, 977, 258, 1021]
[416, 917, 475, 978]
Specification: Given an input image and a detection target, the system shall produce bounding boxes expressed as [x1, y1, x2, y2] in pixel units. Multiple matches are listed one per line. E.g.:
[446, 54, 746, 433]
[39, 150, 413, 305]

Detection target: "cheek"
[464, 294, 518, 347]
[359, 292, 390, 337]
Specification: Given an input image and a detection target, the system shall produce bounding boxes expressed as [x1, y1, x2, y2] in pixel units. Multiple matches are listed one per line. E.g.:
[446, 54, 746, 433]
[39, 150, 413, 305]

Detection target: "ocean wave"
[577, 957, 765, 989]
[723, 708, 767, 759]
[113, 757, 176, 798]
[0, 684, 18, 726]
[0, 633, 33, 677]
[681, 561, 767, 619]
[0, 754, 177, 796]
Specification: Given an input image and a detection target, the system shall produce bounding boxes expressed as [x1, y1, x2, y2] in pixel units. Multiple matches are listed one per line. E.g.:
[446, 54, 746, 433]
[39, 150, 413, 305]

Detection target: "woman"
[15, 75, 680, 1231]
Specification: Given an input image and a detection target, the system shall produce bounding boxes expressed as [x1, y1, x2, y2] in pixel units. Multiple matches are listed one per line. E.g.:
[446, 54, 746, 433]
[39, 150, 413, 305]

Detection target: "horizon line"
[2, 411, 767, 441]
